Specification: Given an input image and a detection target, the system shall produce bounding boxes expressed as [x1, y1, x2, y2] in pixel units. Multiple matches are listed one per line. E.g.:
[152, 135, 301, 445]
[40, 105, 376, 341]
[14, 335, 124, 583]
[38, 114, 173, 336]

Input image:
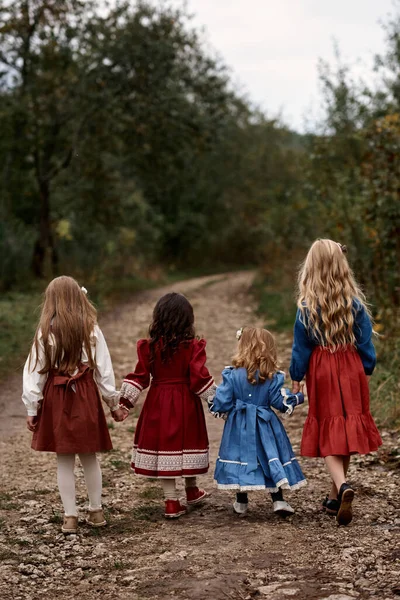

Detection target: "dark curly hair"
[149, 293, 195, 363]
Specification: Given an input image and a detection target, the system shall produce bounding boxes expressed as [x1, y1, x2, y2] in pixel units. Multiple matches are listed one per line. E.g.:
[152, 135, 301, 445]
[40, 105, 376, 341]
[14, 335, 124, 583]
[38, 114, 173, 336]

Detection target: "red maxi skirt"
[32, 365, 113, 454]
[301, 346, 382, 458]
[132, 379, 209, 478]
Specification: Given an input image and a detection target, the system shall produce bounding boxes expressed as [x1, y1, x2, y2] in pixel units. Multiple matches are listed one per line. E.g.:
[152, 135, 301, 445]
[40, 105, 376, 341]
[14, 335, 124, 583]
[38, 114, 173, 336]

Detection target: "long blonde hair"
[30, 276, 97, 374]
[232, 327, 279, 384]
[297, 239, 371, 349]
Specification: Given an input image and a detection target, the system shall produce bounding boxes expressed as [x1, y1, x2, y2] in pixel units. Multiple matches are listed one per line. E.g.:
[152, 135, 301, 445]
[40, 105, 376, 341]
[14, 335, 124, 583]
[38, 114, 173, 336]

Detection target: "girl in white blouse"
[22, 276, 126, 534]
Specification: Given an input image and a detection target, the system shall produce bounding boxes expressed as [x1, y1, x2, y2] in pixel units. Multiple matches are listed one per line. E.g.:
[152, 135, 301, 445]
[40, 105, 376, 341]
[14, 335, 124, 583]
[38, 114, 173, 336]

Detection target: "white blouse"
[22, 325, 120, 416]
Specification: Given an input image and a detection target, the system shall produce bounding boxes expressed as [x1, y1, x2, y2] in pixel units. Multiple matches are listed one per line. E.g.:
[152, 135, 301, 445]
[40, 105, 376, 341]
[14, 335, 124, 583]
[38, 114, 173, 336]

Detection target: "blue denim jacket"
[289, 299, 376, 381]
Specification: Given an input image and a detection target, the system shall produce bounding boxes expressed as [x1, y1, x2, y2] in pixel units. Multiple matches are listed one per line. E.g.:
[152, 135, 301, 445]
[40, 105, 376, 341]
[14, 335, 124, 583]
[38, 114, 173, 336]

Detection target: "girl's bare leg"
[324, 455, 347, 494]
[328, 455, 350, 498]
[329, 482, 338, 500]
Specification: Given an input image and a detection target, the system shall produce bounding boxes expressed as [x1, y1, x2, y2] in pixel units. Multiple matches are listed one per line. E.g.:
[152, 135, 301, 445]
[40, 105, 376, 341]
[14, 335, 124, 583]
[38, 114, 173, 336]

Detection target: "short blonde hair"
[232, 327, 279, 384]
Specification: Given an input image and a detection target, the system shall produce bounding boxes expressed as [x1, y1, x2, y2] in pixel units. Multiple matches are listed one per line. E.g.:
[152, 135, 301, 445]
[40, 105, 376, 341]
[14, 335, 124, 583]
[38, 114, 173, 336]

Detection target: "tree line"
[0, 0, 399, 327]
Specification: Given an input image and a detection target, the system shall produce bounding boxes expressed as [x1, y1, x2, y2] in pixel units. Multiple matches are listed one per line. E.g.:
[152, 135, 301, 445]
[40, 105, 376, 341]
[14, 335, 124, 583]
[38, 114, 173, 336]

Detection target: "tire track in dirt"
[0, 272, 399, 600]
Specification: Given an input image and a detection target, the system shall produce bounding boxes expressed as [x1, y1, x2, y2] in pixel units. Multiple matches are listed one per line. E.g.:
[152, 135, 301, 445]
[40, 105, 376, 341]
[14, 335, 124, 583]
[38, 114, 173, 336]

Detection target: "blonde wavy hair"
[30, 276, 97, 374]
[232, 327, 279, 384]
[297, 239, 371, 350]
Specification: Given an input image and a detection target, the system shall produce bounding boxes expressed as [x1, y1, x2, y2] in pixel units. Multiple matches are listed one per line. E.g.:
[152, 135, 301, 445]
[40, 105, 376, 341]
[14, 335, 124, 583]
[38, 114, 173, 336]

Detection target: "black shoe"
[236, 492, 248, 504]
[321, 495, 340, 515]
[336, 483, 355, 526]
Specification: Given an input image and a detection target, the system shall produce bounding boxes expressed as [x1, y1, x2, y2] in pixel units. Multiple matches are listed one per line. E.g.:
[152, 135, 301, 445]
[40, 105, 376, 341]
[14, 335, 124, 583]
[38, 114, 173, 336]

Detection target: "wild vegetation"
[0, 1, 399, 422]
[0, 0, 303, 290]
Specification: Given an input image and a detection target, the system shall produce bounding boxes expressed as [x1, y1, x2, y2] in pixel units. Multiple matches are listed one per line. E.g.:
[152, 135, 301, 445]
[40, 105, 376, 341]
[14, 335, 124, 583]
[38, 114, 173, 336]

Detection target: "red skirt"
[132, 379, 209, 478]
[301, 346, 382, 457]
[32, 365, 113, 454]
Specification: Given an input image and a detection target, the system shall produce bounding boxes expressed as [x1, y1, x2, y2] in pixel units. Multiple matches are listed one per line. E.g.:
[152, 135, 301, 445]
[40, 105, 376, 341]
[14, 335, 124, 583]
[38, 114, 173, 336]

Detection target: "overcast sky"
[168, 0, 396, 132]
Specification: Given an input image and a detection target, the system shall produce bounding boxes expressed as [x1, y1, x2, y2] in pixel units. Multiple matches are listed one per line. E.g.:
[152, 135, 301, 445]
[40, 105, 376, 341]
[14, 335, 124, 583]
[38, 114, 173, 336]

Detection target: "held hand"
[112, 407, 129, 422]
[111, 408, 124, 422]
[120, 407, 130, 421]
[291, 381, 301, 394]
[27, 416, 37, 432]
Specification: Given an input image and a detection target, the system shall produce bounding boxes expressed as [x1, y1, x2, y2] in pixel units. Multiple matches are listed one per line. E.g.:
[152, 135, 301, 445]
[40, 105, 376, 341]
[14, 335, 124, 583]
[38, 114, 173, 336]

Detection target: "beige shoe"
[86, 508, 107, 527]
[61, 515, 78, 534]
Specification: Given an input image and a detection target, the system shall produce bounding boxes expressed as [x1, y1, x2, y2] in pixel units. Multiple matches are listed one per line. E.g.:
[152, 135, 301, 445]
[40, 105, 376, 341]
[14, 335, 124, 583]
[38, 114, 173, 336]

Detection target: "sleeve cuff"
[119, 397, 134, 410]
[289, 371, 305, 382]
[103, 392, 120, 411]
[27, 409, 38, 417]
[198, 382, 216, 403]
[120, 381, 141, 408]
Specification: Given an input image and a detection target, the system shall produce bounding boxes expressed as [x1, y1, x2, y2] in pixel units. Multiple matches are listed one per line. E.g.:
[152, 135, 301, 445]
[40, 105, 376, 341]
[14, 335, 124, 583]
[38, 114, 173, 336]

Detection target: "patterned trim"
[133, 447, 207, 455]
[215, 479, 307, 492]
[122, 379, 143, 391]
[197, 378, 215, 396]
[132, 447, 209, 473]
[120, 381, 141, 407]
[202, 383, 227, 418]
[216, 483, 284, 491]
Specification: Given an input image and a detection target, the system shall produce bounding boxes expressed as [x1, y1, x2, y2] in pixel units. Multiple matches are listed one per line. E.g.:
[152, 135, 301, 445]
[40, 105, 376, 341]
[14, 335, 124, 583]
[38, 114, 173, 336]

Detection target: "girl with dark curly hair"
[120, 293, 215, 518]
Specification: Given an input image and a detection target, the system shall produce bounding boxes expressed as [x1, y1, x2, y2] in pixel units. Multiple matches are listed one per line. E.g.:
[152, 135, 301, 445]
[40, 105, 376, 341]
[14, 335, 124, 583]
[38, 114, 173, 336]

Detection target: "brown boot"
[86, 508, 107, 527]
[61, 515, 78, 534]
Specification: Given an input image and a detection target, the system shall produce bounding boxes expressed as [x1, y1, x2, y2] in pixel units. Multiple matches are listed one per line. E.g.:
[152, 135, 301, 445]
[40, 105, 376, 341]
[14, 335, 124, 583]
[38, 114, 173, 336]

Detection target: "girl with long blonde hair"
[22, 276, 126, 534]
[211, 327, 306, 517]
[290, 239, 382, 526]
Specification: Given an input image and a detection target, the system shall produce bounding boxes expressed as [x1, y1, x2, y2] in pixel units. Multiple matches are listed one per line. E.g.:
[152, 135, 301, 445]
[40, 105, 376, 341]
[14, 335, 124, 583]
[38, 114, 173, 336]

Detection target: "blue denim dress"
[212, 368, 306, 492]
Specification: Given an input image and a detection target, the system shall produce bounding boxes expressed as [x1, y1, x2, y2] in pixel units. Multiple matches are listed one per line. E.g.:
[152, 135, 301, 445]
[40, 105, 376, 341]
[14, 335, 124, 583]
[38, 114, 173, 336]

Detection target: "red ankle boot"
[185, 487, 209, 505]
[164, 499, 187, 519]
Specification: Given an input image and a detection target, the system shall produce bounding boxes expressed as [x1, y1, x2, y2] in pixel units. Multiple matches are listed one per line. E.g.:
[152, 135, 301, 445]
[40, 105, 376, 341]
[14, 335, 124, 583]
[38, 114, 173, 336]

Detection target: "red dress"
[122, 338, 214, 478]
[301, 347, 382, 457]
[32, 364, 113, 454]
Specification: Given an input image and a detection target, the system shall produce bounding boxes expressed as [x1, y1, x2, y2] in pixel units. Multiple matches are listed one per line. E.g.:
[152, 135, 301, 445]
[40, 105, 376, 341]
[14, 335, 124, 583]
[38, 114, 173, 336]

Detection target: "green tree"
[0, 0, 102, 277]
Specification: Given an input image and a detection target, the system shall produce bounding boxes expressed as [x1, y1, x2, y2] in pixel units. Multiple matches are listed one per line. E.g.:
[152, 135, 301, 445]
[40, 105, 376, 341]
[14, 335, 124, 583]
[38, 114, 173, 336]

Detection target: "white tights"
[57, 453, 102, 517]
[161, 477, 197, 500]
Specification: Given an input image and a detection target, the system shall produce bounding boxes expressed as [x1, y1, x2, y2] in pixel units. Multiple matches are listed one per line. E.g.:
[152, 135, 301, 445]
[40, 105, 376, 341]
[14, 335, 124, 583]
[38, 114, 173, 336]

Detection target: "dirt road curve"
[0, 272, 399, 600]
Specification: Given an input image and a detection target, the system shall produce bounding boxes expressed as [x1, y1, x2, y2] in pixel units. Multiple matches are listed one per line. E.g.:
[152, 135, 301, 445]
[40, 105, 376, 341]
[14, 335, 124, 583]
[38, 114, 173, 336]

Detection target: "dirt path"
[0, 272, 399, 600]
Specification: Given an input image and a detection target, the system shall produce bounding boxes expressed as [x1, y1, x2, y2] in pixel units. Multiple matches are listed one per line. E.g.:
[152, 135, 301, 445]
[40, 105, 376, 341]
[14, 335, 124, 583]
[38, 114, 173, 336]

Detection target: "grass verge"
[370, 337, 400, 428]
[0, 267, 223, 382]
[0, 291, 42, 380]
[252, 271, 296, 331]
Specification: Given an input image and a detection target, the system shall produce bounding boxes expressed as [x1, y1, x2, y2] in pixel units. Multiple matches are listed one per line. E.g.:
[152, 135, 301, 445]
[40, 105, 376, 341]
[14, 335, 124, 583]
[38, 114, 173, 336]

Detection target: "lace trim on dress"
[199, 383, 216, 402]
[200, 383, 227, 419]
[120, 381, 141, 408]
[197, 378, 215, 395]
[132, 447, 209, 473]
[215, 479, 307, 492]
